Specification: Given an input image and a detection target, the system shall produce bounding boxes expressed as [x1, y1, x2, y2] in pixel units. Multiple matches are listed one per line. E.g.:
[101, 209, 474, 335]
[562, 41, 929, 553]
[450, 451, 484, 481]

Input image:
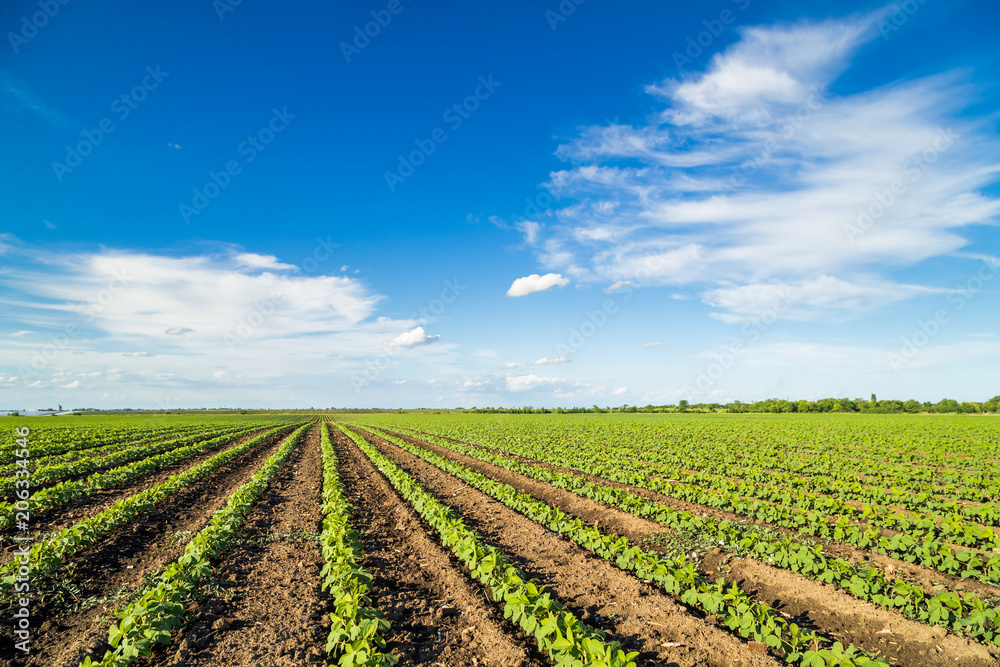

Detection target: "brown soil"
[410, 429, 1000, 602]
[333, 426, 545, 667]
[0, 429, 272, 560]
[370, 428, 1000, 667]
[352, 426, 783, 667]
[144, 423, 329, 667]
[0, 425, 300, 667]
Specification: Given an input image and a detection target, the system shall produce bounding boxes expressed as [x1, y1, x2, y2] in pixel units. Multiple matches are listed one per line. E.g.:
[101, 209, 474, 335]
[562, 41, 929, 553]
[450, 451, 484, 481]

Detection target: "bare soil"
[373, 428, 1000, 667]
[413, 429, 1000, 601]
[333, 426, 545, 667]
[145, 423, 329, 667]
[0, 429, 273, 561]
[353, 426, 784, 667]
[0, 425, 300, 667]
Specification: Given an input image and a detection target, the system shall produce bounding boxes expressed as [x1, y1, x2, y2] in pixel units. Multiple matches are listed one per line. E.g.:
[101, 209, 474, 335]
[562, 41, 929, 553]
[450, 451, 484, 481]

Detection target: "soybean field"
[2, 413, 999, 667]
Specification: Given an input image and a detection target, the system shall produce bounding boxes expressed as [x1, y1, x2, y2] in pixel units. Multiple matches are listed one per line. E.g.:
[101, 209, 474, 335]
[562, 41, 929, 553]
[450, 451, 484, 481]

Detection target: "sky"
[1, 0, 998, 409]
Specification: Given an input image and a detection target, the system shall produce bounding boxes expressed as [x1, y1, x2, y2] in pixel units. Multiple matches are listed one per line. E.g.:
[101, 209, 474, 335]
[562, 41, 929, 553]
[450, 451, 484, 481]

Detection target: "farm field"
[3, 413, 999, 667]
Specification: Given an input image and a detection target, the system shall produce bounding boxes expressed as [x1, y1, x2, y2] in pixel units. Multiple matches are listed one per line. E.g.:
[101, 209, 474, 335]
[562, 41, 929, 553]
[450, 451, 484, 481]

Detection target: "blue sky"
[1, 0, 998, 409]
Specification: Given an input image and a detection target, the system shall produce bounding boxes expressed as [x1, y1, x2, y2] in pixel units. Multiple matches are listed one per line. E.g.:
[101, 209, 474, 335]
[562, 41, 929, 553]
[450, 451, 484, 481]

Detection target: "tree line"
[468, 395, 1000, 415]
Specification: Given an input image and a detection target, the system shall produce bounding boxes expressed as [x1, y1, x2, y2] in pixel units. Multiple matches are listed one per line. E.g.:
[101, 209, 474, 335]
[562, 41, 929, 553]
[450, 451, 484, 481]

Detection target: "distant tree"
[677, 400, 689, 413]
[936, 398, 960, 413]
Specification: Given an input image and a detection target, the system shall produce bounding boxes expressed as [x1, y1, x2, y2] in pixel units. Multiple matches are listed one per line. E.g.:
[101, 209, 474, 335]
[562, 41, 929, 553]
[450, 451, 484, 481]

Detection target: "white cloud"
[506, 273, 570, 297]
[612, 386, 628, 395]
[10, 330, 33, 337]
[604, 280, 631, 293]
[61, 380, 79, 389]
[512, 13, 1000, 322]
[702, 276, 928, 323]
[0, 245, 445, 403]
[496, 361, 525, 368]
[233, 253, 297, 272]
[532, 355, 570, 366]
[505, 374, 565, 392]
[643, 342, 663, 348]
[386, 326, 441, 348]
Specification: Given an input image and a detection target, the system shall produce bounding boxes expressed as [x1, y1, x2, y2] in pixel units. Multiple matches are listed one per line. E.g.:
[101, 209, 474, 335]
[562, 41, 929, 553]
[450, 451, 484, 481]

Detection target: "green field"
[3, 413, 998, 667]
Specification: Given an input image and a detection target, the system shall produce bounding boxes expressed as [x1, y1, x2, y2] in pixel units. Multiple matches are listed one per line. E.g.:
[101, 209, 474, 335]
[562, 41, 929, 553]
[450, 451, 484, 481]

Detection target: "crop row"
[0, 426, 266, 529]
[467, 424, 1000, 538]
[78, 422, 312, 667]
[540, 431, 1000, 523]
[319, 422, 397, 666]
[407, 419, 999, 510]
[381, 426, 1000, 647]
[0, 425, 255, 494]
[355, 426, 888, 667]
[0, 424, 223, 475]
[414, 426, 1000, 583]
[0, 422, 227, 464]
[0, 424, 297, 594]
[337, 424, 642, 667]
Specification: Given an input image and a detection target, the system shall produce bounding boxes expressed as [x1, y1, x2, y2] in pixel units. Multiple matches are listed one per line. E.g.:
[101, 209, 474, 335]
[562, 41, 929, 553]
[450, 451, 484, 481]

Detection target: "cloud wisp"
[512, 12, 1000, 322]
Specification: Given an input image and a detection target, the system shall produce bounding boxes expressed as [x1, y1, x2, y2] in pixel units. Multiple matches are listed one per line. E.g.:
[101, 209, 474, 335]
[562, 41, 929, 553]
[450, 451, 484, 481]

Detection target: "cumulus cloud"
[0, 244, 442, 401]
[512, 12, 1000, 321]
[506, 273, 570, 297]
[386, 326, 441, 348]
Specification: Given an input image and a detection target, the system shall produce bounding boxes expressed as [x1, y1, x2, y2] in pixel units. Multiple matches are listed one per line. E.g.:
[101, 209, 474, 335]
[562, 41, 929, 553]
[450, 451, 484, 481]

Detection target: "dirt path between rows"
[146, 423, 328, 667]
[353, 426, 783, 667]
[409, 430, 1000, 602]
[370, 428, 1000, 667]
[0, 425, 301, 667]
[0, 429, 271, 561]
[334, 426, 544, 667]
